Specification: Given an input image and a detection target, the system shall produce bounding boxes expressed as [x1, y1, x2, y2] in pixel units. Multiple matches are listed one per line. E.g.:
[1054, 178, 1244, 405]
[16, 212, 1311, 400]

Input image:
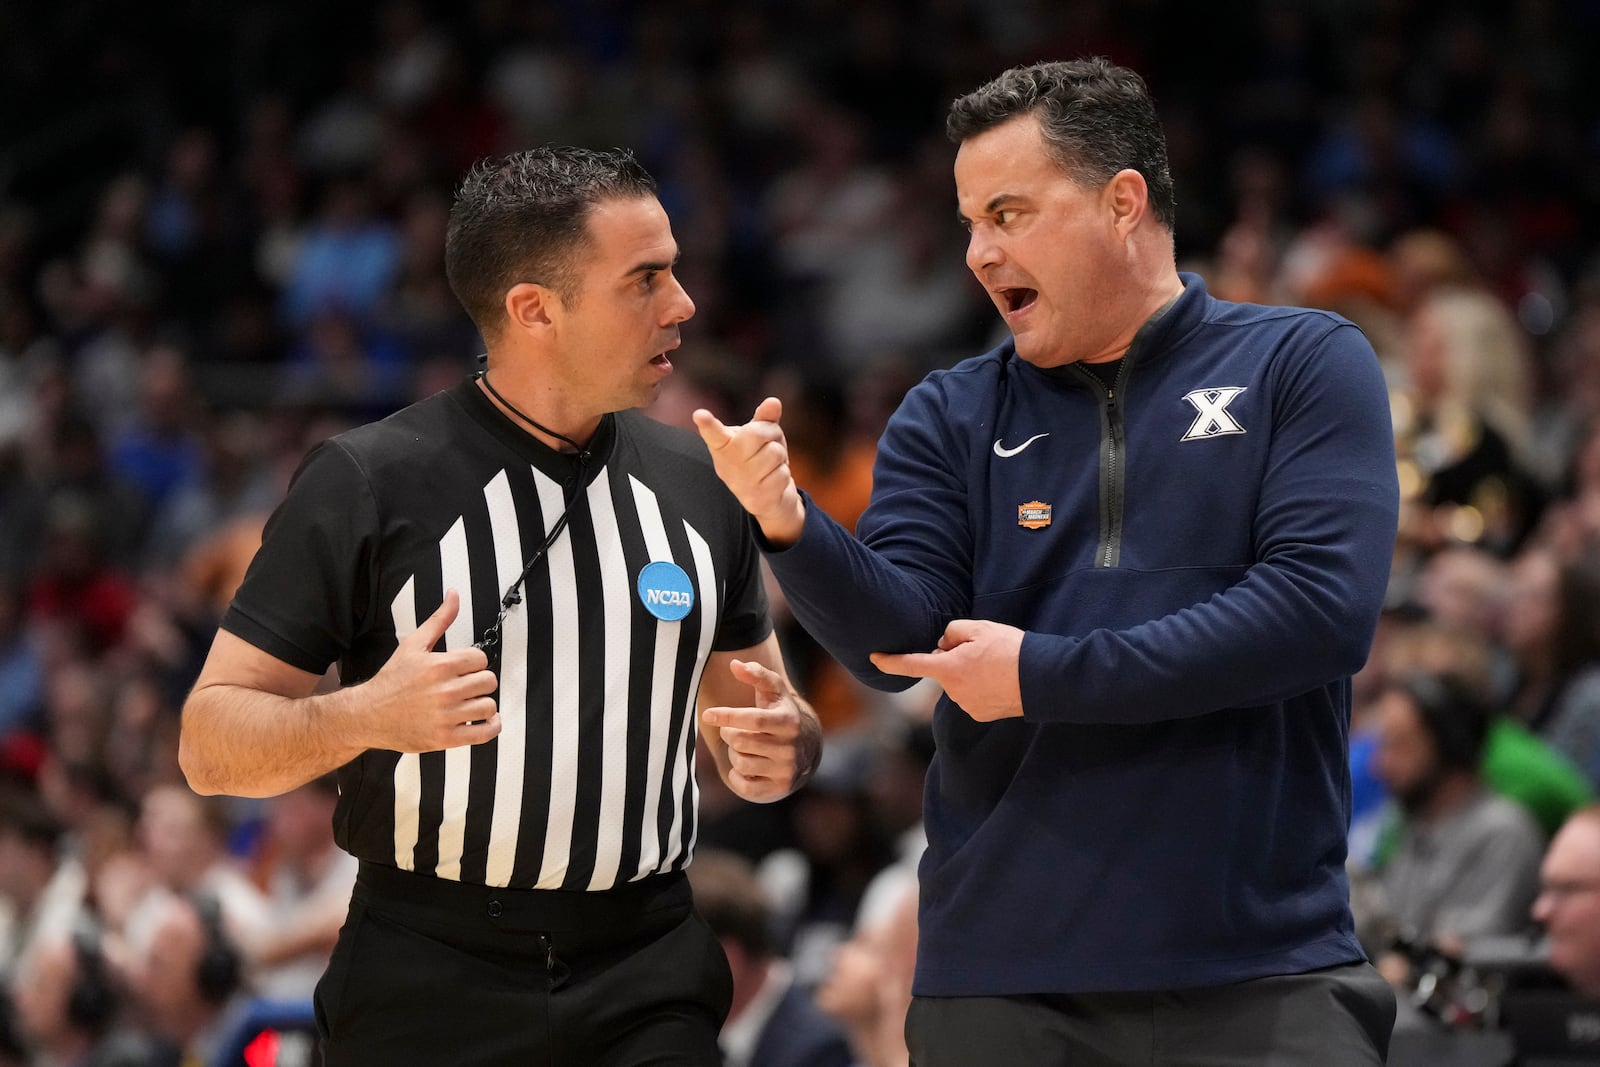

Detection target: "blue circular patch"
[636, 561, 694, 622]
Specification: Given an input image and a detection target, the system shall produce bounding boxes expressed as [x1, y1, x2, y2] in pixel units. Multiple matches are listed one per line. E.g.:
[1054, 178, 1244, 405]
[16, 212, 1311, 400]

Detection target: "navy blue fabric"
[764, 275, 1400, 995]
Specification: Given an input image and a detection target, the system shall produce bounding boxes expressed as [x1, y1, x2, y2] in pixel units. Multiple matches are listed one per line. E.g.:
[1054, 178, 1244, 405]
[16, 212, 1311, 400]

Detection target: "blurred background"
[1, 1, 1599, 1064]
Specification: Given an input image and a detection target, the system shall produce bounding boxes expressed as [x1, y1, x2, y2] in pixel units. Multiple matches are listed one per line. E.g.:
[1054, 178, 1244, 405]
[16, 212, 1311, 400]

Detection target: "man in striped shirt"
[179, 145, 823, 1066]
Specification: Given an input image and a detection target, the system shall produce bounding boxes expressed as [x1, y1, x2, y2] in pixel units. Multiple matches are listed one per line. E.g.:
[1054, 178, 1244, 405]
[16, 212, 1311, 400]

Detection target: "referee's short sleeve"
[221, 440, 381, 674]
[710, 509, 772, 653]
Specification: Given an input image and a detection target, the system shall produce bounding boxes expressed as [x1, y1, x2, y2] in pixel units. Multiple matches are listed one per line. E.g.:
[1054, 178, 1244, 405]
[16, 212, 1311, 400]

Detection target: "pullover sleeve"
[1020, 322, 1399, 723]
[764, 376, 974, 690]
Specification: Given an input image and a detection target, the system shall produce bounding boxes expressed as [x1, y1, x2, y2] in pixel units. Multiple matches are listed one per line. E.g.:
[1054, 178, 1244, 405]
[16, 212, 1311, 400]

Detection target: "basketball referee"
[178, 145, 823, 1067]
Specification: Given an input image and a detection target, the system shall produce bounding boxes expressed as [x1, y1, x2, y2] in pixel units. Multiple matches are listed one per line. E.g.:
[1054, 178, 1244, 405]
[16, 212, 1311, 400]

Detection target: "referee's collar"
[450, 376, 616, 485]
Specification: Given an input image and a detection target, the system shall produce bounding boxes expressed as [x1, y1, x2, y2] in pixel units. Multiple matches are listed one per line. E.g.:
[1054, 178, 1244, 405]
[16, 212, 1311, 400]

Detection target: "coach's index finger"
[869, 650, 942, 680]
[691, 408, 734, 451]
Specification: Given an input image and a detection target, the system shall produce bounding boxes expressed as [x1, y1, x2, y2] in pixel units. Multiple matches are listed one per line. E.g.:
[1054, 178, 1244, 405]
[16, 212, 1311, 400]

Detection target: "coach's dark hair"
[445, 145, 657, 338]
[946, 58, 1176, 230]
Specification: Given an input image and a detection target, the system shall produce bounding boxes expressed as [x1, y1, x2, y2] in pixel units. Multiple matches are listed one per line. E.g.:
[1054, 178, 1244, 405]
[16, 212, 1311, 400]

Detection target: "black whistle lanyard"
[472, 369, 594, 670]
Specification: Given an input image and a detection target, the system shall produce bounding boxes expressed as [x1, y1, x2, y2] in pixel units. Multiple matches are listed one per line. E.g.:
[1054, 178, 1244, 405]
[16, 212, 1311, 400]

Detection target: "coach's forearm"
[179, 683, 369, 799]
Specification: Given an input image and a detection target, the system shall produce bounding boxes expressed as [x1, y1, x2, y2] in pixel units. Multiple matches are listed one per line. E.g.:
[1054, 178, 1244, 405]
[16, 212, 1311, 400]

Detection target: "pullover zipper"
[1075, 364, 1130, 568]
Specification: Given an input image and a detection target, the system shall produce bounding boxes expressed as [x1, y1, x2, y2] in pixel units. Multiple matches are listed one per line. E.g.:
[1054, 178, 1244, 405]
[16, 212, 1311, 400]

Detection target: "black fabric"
[221, 378, 771, 887]
[315, 863, 732, 1066]
[1077, 357, 1123, 391]
[904, 962, 1396, 1067]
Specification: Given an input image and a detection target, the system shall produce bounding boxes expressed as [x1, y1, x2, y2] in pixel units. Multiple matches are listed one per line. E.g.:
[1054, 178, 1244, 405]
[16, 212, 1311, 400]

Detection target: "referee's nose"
[661, 271, 696, 326]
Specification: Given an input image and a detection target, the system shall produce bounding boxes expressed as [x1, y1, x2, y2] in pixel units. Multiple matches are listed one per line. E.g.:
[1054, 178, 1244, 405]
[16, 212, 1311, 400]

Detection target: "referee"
[178, 145, 823, 1067]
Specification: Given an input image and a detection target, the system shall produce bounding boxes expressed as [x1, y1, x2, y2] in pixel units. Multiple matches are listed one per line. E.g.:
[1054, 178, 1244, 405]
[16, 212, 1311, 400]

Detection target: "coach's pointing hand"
[692, 397, 806, 547]
[872, 619, 1026, 722]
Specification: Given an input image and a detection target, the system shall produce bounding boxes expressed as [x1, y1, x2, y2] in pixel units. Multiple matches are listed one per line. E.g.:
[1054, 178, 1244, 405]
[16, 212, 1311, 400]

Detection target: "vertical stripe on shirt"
[536, 467, 582, 890]
[586, 468, 633, 890]
[483, 469, 529, 887]
[390, 575, 421, 871]
[673, 523, 720, 867]
[434, 516, 475, 880]
[629, 475, 679, 878]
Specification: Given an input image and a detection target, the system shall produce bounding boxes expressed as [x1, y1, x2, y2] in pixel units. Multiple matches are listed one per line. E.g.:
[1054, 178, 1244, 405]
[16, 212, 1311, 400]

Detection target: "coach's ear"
[504, 282, 558, 339]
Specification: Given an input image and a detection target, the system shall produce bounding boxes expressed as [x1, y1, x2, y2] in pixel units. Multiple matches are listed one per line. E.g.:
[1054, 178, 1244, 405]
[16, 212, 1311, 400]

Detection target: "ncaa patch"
[1018, 501, 1052, 529]
[637, 560, 694, 621]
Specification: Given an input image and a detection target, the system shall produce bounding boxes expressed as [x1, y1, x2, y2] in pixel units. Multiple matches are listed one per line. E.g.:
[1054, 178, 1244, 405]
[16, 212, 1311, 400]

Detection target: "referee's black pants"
[314, 862, 732, 1067]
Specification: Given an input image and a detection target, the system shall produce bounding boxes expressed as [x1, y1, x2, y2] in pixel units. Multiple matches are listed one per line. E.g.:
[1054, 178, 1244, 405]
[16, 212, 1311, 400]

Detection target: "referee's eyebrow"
[628, 250, 682, 277]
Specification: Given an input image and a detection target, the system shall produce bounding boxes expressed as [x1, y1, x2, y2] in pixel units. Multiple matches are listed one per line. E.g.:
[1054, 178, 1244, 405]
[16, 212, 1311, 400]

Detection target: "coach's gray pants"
[906, 961, 1395, 1066]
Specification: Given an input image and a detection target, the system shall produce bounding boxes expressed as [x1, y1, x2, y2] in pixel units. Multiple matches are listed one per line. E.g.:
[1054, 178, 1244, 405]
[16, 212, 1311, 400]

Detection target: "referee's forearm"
[180, 683, 366, 798]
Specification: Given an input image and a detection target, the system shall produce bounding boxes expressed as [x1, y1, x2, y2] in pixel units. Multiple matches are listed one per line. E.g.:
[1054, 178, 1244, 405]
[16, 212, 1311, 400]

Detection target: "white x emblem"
[1180, 387, 1248, 441]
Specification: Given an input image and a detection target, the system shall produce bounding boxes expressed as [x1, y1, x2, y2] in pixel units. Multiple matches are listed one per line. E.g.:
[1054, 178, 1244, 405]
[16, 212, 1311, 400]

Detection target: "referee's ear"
[503, 282, 558, 340]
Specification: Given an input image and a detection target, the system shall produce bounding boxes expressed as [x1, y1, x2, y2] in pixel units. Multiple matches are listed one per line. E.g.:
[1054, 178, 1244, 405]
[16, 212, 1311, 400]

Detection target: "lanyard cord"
[475, 369, 591, 459]
[471, 369, 594, 661]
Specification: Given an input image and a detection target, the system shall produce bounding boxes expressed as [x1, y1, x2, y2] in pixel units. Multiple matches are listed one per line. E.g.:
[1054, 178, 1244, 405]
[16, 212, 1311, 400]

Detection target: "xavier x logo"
[1179, 387, 1248, 442]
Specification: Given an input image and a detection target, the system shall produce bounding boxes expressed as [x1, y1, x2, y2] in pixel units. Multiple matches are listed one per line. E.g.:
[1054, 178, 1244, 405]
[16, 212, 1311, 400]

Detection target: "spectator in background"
[6, 407, 150, 578]
[143, 411, 279, 578]
[1500, 547, 1600, 788]
[1531, 803, 1600, 999]
[24, 493, 140, 657]
[0, 582, 43, 744]
[124, 784, 272, 965]
[813, 880, 917, 1067]
[1372, 612, 1592, 843]
[10, 925, 157, 1067]
[244, 775, 356, 1000]
[0, 790, 83, 983]
[124, 892, 246, 1067]
[105, 345, 207, 517]
[275, 307, 411, 421]
[1393, 285, 1544, 557]
[279, 178, 399, 331]
[1387, 229, 1479, 318]
[1366, 672, 1544, 975]
[758, 739, 895, 990]
[690, 849, 853, 1067]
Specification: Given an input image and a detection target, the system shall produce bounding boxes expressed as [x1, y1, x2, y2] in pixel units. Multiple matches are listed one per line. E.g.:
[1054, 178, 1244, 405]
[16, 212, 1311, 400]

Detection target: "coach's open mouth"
[999, 287, 1037, 314]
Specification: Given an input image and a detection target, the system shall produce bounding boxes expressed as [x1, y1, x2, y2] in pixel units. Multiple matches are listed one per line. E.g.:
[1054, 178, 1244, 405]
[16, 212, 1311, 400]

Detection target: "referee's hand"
[692, 397, 806, 547]
[701, 658, 820, 802]
[357, 590, 502, 753]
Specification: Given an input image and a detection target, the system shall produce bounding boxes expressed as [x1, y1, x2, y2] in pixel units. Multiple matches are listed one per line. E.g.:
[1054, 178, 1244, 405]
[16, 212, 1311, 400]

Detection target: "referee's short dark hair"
[947, 57, 1177, 231]
[687, 849, 776, 960]
[445, 145, 658, 339]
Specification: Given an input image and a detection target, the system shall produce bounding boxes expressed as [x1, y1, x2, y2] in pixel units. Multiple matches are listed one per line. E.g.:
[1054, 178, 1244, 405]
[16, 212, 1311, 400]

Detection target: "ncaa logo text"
[636, 560, 694, 622]
[1180, 387, 1248, 442]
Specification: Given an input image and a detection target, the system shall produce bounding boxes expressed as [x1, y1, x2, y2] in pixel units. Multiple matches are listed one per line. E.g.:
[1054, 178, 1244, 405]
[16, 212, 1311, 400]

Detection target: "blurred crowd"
[1, 0, 1599, 1064]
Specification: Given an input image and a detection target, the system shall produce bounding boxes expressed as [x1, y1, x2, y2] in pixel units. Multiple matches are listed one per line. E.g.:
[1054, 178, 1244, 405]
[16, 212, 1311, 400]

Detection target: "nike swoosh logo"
[993, 433, 1050, 458]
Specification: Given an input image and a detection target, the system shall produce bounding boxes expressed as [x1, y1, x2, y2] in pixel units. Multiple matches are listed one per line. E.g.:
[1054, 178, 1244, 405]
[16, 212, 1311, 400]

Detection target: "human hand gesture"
[871, 619, 1026, 721]
[355, 590, 501, 752]
[692, 396, 806, 546]
[701, 658, 821, 801]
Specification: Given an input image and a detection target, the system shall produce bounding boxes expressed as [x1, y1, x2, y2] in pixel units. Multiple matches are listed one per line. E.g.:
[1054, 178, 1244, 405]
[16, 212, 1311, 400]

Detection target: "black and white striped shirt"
[223, 379, 770, 890]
